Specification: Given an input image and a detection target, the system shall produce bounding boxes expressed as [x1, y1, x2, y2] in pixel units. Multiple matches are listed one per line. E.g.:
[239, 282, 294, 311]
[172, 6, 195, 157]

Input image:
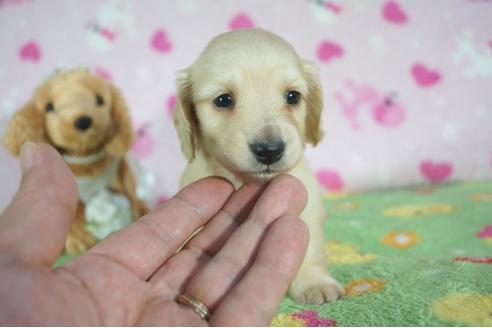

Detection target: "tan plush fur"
[3, 69, 146, 254]
[173, 29, 344, 304]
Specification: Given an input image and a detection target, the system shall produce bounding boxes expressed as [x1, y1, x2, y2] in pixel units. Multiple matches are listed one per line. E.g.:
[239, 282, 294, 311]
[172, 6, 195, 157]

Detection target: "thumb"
[0, 142, 78, 266]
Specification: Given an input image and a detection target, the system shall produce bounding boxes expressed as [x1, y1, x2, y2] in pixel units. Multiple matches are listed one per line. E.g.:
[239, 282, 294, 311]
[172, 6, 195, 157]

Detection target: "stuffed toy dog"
[3, 69, 148, 255]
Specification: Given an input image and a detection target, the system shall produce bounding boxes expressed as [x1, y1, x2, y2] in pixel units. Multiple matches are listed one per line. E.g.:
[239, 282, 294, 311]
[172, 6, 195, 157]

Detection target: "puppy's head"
[174, 29, 323, 181]
[3, 69, 133, 156]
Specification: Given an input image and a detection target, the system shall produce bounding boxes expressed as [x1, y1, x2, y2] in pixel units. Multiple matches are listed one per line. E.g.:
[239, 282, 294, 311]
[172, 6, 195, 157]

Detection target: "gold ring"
[176, 293, 212, 320]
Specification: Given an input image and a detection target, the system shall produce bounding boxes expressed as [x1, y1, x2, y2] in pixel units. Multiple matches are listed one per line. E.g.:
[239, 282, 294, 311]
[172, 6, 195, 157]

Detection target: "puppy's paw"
[289, 272, 345, 305]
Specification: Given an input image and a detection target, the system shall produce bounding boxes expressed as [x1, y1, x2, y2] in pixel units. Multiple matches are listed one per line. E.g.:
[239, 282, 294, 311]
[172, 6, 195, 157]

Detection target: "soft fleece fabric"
[273, 180, 492, 327]
[1, 0, 492, 210]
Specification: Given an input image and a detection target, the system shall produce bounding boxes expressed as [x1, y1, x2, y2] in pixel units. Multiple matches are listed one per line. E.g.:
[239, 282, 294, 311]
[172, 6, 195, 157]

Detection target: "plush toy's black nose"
[249, 140, 285, 165]
[74, 116, 92, 131]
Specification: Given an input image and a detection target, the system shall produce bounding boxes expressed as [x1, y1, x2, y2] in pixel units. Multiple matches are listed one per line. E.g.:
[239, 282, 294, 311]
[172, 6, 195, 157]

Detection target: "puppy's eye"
[45, 102, 54, 113]
[285, 91, 301, 105]
[213, 94, 234, 108]
[95, 94, 104, 106]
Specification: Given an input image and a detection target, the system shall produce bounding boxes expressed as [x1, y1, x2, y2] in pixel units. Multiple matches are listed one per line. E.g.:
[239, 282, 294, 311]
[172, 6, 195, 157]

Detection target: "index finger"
[83, 177, 234, 280]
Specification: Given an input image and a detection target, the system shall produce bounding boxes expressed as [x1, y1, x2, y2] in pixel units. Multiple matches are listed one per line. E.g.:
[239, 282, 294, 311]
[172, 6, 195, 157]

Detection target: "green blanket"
[55, 181, 492, 326]
[273, 181, 492, 327]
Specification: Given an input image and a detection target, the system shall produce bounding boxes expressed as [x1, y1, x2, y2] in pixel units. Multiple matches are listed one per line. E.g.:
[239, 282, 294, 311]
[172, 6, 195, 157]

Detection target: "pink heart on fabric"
[151, 29, 172, 53]
[131, 123, 154, 159]
[293, 310, 336, 327]
[317, 41, 344, 63]
[316, 169, 344, 191]
[476, 225, 492, 238]
[166, 94, 176, 117]
[93, 67, 112, 80]
[19, 41, 41, 62]
[382, 1, 408, 24]
[372, 98, 406, 127]
[411, 63, 441, 87]
[419, 161, 453, 184]
[229, 13, 255, 30]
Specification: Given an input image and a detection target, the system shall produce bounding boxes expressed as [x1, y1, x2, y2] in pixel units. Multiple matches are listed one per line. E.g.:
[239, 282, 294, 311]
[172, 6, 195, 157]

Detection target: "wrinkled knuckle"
[185, 245, 213, 264]
[136, 219, 174, 253]
[212, 255, 244, 282]
[249, 213, 273, 229]
[173, 194, 203, 219]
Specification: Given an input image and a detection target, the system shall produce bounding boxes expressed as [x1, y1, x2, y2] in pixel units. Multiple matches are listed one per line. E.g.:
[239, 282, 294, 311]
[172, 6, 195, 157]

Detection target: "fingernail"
[20, 141, 37, 174]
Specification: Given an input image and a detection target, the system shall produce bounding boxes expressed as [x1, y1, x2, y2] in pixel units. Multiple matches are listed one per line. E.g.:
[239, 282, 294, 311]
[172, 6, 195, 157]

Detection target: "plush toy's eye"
[95, 94, 104, 106]
[285, 91, 301, 105]
[213, 94, 234, 108]
[45, 102, 54, 113]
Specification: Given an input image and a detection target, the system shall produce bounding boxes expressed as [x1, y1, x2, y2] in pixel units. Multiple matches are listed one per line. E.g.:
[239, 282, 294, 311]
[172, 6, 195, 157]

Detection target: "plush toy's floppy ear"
[302, 60, 324, 146]
[105, 84, 134, 157]
[173, 69, 199, 162]
[3, 101, 47, 157]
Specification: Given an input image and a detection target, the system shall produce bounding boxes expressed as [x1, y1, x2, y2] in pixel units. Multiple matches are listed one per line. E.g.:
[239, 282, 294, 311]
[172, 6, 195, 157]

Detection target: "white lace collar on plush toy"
[62, 149, 107, 165]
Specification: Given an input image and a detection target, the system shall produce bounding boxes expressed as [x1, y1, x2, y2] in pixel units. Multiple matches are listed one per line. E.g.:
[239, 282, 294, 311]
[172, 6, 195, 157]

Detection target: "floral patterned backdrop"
[1, 0, 491, 210]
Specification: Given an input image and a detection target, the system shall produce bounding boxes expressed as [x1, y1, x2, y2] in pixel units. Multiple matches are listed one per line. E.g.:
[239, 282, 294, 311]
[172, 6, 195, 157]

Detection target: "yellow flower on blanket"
[470, 193, 492, 202]
[345, 279, 385, 297]
[326, 241, 377, 264]
[431, 292, 492, 326]
[323, 191, 351, 200]
[476, 225, 492, 246]
[381, 231, 421, 249]
[412, 186, 435, 195]
[383, 203, 454, 217]
[271, 314, 305, 327]
[333, 201, 359, 210]
[271, 310, 336, 327]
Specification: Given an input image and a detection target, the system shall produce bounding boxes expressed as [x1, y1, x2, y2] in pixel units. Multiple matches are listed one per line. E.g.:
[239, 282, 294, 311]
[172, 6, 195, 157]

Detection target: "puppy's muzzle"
[74, 116, 92, 131]
[249, 140, 285, 165]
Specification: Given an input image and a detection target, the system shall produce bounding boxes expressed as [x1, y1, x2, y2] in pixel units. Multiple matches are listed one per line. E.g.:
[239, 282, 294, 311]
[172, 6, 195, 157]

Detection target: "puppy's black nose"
[249, 140, 285, 165]
[74, 116, 92, 131]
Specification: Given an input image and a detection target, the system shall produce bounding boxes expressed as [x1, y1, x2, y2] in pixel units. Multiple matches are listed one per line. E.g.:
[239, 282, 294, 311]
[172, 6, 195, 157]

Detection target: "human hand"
[0, 143, 309, 326]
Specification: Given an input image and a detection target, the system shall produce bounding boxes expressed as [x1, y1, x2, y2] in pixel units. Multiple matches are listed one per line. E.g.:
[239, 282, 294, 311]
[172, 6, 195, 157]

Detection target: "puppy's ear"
[173, 69, 199, 161]
[105, 84, 134, 156]
[302, 60, 324, 146]
[3, 101, 47, 157]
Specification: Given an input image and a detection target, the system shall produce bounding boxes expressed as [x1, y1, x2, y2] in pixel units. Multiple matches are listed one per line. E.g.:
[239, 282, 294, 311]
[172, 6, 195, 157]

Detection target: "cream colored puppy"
[173, 28, 344, 304]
